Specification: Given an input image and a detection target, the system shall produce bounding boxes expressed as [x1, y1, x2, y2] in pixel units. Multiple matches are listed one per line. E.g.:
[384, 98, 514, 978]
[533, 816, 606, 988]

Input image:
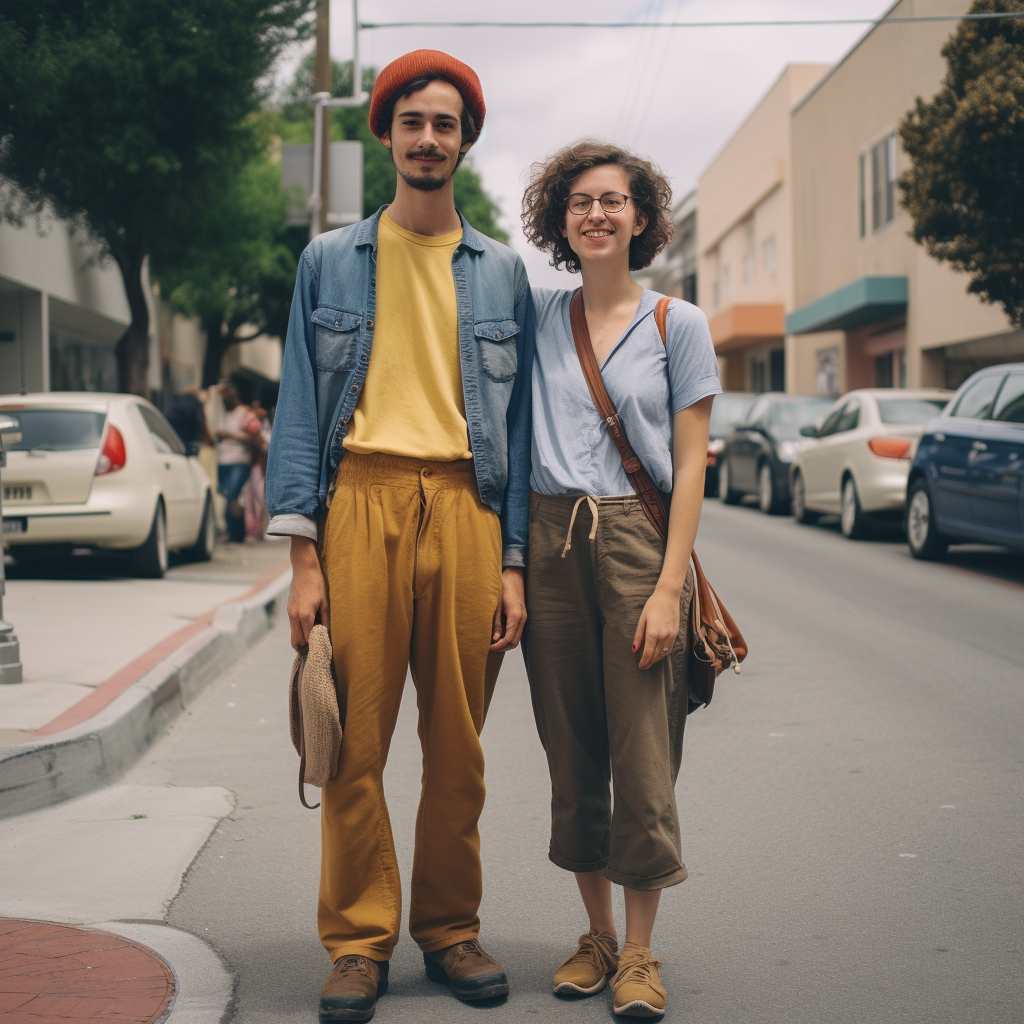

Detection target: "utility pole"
[310, 0, 368, 239]
[313, 0, 331, 236]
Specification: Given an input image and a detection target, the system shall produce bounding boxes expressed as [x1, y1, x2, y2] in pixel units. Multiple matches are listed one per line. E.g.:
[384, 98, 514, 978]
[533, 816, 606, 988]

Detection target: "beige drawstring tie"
[561, 495, 600, 557]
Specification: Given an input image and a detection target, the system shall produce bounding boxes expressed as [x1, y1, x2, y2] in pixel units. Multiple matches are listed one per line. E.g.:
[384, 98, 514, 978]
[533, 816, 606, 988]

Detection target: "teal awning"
[786, 276, 908, 335]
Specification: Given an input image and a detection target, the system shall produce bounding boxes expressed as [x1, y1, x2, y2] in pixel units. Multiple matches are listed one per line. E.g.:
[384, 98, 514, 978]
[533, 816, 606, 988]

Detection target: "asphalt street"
[126, 500, 1024, 1024]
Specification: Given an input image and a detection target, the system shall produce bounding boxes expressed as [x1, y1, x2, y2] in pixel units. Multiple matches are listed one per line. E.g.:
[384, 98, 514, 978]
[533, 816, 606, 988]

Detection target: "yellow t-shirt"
[343, 211, 472, 461]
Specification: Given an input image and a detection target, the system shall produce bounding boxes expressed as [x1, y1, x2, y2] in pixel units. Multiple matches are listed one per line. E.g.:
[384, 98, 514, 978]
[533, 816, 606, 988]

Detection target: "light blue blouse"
[530, 287, 721, 497]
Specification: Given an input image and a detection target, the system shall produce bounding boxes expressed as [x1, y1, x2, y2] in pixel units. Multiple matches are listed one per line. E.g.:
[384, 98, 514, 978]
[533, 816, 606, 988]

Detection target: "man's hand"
[632, 583, 681, 670]
[490, 567, 526, 652]
[288, 536, 330, 650]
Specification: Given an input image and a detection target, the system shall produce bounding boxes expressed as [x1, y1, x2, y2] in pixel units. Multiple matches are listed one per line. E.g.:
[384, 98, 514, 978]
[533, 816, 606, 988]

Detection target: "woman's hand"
[632, 583, 681, 670]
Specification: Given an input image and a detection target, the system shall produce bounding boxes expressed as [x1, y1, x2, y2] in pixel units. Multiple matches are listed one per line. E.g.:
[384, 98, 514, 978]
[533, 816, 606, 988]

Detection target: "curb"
[96, 921, 237, 1024]
[0, 569, 292, 819]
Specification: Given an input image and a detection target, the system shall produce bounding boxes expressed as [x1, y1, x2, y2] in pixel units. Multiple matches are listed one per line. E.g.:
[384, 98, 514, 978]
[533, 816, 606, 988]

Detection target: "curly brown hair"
[521, 140, 674, 273]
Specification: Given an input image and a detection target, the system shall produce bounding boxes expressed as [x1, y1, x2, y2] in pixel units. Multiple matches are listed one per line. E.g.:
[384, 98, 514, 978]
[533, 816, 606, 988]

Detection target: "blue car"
[906, 363, 1024, 559]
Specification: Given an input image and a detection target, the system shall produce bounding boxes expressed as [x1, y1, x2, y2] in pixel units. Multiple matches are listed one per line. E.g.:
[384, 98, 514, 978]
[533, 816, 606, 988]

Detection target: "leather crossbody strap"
[568, 288, 672, 540]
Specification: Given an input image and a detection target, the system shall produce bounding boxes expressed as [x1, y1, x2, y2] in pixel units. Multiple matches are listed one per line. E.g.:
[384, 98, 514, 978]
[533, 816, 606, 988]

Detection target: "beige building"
[697, 64, 829, 393]
[0, 203, 281, 402]
[634, 189, 698, 304]
[787, 0, 1022, 394]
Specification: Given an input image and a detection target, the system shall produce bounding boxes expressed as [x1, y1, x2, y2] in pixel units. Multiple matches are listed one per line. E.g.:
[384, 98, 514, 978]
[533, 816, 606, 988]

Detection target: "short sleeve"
[664, 300, 722, 414]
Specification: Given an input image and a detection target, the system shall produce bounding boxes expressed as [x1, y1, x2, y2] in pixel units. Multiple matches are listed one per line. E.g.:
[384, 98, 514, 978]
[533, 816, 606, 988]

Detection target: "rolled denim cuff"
[502, 545, 525, 569]
[267, 513, 318, 541]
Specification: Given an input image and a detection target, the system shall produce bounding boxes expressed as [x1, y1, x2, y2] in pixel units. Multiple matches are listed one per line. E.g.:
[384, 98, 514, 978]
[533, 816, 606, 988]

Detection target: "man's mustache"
[406, 147, 447, 161]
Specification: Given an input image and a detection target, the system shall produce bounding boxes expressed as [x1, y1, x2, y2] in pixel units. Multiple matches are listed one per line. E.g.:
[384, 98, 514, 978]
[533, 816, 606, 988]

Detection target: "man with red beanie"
[265, 49, 533, 1022]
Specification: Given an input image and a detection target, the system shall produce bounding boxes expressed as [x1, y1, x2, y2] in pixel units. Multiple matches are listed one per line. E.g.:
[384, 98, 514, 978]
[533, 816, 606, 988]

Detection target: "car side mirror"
[799, 424, 818, 438]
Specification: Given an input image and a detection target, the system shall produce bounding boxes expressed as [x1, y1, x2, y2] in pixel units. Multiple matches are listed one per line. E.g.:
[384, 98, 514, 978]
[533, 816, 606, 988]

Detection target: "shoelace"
[564, 933, 617, 973]
[615, 950, 665, 986]
[336, 955, 368, 975]
[452, 941, 483, 963]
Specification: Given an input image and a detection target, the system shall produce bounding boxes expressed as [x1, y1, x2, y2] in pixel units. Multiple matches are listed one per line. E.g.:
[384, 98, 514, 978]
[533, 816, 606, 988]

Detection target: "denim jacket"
[265, 207, 534, 568]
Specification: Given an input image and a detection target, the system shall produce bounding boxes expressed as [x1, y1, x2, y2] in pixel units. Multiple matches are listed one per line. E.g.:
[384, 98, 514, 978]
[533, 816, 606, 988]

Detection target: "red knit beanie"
[369, 49, 485, 143]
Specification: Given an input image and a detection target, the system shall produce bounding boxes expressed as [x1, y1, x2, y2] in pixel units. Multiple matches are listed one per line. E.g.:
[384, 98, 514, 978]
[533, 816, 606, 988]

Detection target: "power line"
[360, 12, 1024, 30]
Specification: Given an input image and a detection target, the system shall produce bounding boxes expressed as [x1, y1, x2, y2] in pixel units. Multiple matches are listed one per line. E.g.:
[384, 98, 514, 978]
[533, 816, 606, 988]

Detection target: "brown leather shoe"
[423, 939, 509, 1001]
[319, 955, 389, 1023]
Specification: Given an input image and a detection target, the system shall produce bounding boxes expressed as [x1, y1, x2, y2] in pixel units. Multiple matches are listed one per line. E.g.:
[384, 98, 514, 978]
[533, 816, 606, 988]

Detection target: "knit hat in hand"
[369, 49, 485, 143]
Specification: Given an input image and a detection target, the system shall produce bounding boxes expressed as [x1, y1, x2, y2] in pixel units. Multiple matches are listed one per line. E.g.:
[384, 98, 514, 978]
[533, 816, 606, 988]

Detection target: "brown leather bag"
[568, 288, 747, 708]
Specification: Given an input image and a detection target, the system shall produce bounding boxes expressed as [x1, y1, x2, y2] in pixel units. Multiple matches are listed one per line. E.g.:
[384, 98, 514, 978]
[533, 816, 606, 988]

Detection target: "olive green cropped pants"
[525, 491, 692, 890]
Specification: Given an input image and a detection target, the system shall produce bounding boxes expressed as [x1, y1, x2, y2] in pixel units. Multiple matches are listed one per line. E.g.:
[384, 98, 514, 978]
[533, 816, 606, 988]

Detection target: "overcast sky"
[278, 1, 900, 287]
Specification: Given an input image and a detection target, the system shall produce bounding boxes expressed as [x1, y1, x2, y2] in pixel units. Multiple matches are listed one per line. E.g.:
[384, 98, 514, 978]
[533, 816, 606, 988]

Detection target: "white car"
[789, 388, 953, 538]
[0, 392, 215, 577]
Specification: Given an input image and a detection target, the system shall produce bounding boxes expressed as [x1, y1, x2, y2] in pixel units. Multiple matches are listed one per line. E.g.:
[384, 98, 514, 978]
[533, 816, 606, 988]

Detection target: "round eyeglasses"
[566, 191, 633, 216]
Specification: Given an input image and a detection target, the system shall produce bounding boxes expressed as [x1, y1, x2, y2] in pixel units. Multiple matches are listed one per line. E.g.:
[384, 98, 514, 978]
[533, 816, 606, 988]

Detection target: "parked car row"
[0, 392, 215, 577]
[711, 363, 1024, 560]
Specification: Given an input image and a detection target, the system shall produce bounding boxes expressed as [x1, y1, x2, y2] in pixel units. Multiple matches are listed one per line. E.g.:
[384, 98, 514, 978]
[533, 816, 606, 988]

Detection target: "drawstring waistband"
[558, 494, 637, 557]
[561, 495, 600, 557]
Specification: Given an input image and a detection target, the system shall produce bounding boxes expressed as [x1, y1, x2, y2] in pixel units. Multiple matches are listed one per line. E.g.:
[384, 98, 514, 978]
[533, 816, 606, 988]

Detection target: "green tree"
[274, 55, 509, 241]
[0, 0, 313, 395]
[899, 0, 1024, 326]
[150, 142, 300, 387]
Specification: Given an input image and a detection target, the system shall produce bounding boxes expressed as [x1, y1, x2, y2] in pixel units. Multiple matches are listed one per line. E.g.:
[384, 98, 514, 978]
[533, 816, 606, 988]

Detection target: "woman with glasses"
[520, 140, 720, 1017]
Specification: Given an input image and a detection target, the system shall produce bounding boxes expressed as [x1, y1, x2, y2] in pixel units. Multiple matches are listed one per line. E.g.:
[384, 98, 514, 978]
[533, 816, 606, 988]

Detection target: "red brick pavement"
[0, 919, 176, 1023]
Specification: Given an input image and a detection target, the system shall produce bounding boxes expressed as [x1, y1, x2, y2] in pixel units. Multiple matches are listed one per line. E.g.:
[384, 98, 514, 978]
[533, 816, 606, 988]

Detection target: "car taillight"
[96, 425, 127, 475]
[868, 438, 911, 460]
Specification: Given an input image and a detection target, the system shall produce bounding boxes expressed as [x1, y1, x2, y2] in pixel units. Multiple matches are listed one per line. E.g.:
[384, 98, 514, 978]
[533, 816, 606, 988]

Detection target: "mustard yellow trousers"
[318, 452, 503, 963]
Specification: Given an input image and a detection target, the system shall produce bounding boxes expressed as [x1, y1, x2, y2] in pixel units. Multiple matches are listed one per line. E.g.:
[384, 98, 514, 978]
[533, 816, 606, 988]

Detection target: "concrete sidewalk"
[0, 540, 292, 817]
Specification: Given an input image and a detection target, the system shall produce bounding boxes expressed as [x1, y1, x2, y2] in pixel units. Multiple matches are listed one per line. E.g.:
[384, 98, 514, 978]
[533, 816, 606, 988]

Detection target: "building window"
[769, 349, 785, 392]
[762, 233, 777, 275]
[49, 330, 118, 392]
[682, 272, 697, 305]
[722, 264, 733, 301]
[712, 280, 720, 309]
[870, 132, 897, 232]
[816, 347, 839, 396]
[858, 153, 866, 238]
[742, 221, 755, 284]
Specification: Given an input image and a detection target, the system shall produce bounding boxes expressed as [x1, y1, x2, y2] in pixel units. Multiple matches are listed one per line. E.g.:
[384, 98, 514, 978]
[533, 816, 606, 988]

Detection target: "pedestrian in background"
[165, 385, 212, 457]
[215, 382, 253, 544]
[265, 49, 533, 1023]
[243, 398, 271, 541]
[521, 140, 720, 1018]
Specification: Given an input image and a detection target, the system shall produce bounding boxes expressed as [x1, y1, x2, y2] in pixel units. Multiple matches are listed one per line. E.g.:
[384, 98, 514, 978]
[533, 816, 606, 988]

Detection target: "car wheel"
[840, 476, 871, 539]
[184, 494, 215, 563]
[718, 458, 741, 505]
[906, 479, 948, 560]
[134, 501, 168, 578]
[791, 471, 819, 525]
[758, 462, 786, 514]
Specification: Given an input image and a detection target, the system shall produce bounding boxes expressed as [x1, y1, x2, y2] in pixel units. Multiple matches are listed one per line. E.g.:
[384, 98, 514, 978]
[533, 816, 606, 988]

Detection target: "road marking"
[768, 732, 784, 737]
[941, 804, 955, 808]
[899, 853, 918, 858]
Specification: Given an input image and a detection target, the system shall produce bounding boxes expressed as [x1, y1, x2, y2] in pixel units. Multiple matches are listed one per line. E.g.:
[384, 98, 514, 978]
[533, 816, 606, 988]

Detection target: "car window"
[835, 402, 860, 433]
[950, 374, 1004, 420]
[876, 398, 949, 424]
[744, 396, 770, 428]
[0, 409, 106, 451]
[817, 402, 847, 438]
[769, 398, 835, 427]
[137, 404, 185, 455]
[709, 393, 756, 434]
[991, 372, 1024, 424]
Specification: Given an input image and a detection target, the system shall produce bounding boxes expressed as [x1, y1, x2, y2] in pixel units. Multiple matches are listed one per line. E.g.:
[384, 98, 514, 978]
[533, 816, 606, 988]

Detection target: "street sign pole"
[0, 414, 23, 684]
[310, 0, 369, 240]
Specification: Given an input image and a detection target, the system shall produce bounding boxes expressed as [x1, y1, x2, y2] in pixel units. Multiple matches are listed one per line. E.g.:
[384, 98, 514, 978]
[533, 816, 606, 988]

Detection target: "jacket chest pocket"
[474, 319, 519, 383]
[312, 309, 361, 372]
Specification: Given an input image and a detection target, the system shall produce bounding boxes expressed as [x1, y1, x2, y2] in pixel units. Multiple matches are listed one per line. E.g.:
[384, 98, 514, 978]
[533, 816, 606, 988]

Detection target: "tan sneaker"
[553, 931, 619, 996]
[611, 942, 666, 1017]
